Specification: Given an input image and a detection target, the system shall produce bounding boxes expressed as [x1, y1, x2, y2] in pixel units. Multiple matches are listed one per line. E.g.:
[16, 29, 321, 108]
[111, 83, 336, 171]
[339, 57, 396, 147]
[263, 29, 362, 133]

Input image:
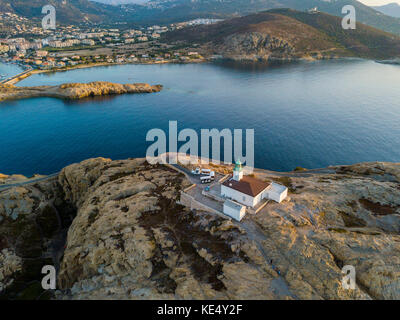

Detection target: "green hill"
[164, 9, 400, 61]
[123, 0, 400, 35]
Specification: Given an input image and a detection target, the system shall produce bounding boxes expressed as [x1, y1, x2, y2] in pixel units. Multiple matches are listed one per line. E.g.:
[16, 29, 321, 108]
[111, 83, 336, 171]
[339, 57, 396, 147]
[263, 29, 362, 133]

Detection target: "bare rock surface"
[0, 81, 162, 102]
[0, 173, 47, 186]
[0, 177, 75, 299]
[0, 158, 399, 299]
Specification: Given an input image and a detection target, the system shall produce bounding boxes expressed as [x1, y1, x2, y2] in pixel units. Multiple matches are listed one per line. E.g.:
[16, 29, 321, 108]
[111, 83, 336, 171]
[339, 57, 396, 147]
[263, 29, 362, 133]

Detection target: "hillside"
[0, 0, 123, 24]
[2, 0, 400, 35]
[120, 0, 400, 35]
[277, 0, 400, 36]
[163, 9, 400, 61]
[373, 2, 400, 18]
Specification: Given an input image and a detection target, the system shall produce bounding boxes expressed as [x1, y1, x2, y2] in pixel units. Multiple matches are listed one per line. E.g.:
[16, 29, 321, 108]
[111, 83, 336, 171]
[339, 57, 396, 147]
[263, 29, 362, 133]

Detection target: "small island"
[0, 81, 163, 102]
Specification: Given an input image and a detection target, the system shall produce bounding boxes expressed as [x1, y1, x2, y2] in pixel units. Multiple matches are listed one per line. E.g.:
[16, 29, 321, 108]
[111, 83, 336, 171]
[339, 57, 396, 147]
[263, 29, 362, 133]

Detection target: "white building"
[223, 200, 246, 222]
[267, 182, 288, 203]
[221, 161, 288, 220]
[35, 50, 48, 57]
[308, 7, 319, 14]
[82, 39, 95, 46]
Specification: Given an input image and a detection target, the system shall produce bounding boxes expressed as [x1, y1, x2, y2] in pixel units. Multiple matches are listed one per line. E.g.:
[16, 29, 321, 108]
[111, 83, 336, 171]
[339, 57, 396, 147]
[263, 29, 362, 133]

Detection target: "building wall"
[223, 203, 246, 221]
[221, 181, 288, 207]
[179, 192, 225, 217]
[221, 185, 255, 207]
[253, 192, 263, 207]
[263, 187, 288, 203]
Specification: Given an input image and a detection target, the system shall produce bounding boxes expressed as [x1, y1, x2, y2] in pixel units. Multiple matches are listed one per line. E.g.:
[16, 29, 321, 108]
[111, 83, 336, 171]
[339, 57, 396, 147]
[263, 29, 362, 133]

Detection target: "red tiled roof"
[222, 175, 270, 197]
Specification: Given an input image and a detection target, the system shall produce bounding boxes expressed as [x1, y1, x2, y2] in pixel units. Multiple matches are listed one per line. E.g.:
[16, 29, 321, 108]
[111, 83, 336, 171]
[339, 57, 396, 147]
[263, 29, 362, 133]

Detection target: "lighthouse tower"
[233, 160, 244, 181]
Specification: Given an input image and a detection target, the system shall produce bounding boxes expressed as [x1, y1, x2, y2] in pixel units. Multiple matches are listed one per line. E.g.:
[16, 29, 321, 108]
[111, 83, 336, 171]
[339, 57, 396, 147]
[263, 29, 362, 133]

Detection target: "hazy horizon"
[91, 0, 400, 6]
[359, 0, 400, 5]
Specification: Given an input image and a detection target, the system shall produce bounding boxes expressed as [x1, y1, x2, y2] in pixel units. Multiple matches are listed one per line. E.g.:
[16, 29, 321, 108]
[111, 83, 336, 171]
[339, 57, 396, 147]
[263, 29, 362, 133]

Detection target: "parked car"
[210, 171, 215, 180]
[200, 176, 212, 184]
[191, 167, 201, 175]
[201, 169, 215, 180]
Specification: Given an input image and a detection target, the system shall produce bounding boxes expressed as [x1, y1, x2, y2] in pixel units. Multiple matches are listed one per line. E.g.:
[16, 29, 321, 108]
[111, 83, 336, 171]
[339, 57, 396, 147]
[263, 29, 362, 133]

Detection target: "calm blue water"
[0, 62, 22, 79]
[1, 59, 400, 176]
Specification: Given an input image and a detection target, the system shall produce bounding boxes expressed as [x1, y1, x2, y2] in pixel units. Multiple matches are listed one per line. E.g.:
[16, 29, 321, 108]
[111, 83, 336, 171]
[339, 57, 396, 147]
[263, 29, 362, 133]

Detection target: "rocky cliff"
[0, 82, 163, 102]
[0, 158, 399, 299]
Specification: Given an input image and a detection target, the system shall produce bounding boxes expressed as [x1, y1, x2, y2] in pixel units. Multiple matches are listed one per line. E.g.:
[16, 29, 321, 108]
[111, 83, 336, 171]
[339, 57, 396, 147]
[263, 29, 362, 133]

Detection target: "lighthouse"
[233, 160, 244, 181]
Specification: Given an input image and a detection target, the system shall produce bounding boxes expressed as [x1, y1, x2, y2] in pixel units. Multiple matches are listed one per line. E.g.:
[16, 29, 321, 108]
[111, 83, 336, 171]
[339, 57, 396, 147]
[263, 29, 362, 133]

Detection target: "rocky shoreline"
[0, 81, 163, 102]
[0, 158, 399, 300]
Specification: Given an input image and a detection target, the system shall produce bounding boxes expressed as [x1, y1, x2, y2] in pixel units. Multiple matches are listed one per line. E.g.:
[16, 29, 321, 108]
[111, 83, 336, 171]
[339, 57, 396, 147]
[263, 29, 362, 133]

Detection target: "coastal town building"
[0, 17, 204, 72]
[0, 45, 9, 53]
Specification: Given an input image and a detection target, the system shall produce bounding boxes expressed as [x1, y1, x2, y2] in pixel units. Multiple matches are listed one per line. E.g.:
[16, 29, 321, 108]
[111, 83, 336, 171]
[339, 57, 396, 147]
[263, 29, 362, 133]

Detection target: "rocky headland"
[0, 81, 163, 102]
[0, 158, 399, 300]
[0, 173, 47, 187]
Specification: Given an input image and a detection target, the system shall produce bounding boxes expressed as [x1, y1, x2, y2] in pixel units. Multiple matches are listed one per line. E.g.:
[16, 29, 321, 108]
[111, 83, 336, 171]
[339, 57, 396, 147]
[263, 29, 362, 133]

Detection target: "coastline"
[0, 55, 377, 103]
[0, 54, 371, 86]
[1, 156, 399, 300]
[0, 58, 207, 86]
[1, 153, 398, 191]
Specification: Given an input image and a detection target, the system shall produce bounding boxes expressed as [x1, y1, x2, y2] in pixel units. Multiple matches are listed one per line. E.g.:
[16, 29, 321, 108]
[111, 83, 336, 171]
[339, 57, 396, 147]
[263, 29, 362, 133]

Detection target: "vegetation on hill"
[163, 9, 400, 61]
[124, 0, 400, 35]
[275, 9, 400, 59]
[0, 0, 123, 24]
[2, 0, 400, 36]
[277, 0, 400, 36]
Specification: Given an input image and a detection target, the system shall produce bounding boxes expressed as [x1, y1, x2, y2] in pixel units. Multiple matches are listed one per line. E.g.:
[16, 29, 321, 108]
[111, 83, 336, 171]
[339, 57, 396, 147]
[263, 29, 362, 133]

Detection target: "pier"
[0, 67, 33, 85]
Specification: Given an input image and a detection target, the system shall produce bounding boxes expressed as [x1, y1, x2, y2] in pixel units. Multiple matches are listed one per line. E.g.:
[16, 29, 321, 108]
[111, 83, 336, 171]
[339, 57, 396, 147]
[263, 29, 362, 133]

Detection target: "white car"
[210, 171, 215, 180]
[200, 176, 212, 184]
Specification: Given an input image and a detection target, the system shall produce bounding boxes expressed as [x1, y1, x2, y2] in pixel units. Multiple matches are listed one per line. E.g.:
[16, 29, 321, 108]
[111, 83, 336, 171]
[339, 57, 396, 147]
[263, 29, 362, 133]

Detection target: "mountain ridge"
[123, 0, 400, 35]
[1, 0, 400, 36]
[373, 2, 400, 18]
[0, 0, 124, 24]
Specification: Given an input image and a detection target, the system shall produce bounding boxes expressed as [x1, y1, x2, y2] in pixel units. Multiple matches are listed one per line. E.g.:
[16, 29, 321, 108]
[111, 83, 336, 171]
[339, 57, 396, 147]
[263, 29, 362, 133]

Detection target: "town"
[0, 11, 216, 74]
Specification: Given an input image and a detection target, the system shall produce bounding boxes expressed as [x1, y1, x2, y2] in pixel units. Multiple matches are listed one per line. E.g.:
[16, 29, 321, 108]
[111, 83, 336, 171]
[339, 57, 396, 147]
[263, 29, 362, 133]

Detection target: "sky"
[359, 0, 400, 5]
